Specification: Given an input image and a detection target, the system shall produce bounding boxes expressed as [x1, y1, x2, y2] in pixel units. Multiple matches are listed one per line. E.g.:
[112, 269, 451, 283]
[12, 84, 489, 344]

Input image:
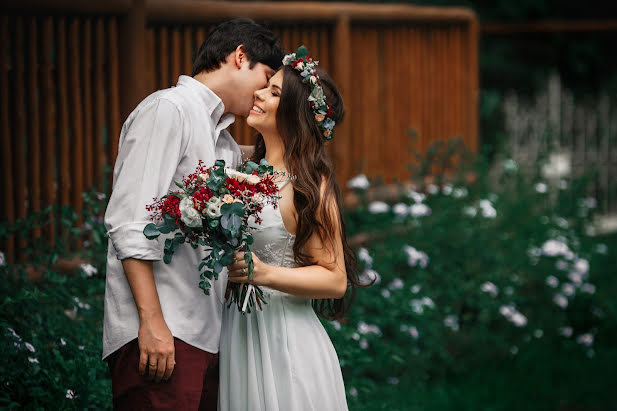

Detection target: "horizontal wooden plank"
[482, 20, 617, 33]
[146, 1, 477, 24]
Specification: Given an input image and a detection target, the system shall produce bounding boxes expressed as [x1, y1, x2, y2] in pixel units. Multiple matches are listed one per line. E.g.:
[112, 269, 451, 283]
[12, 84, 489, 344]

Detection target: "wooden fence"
[1, 0, 479, 262]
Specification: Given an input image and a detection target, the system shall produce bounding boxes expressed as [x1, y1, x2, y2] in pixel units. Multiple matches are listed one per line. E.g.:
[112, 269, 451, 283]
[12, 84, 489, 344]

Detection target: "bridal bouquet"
[143, 159, 280, 313]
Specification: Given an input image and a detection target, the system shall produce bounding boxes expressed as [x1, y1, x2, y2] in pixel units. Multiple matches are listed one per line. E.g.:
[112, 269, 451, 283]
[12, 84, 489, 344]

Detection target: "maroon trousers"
[106, 338, 219, 410]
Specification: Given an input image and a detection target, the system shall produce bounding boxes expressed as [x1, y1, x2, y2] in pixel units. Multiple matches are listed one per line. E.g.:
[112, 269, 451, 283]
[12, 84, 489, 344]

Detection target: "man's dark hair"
[192, 18, 284, 76]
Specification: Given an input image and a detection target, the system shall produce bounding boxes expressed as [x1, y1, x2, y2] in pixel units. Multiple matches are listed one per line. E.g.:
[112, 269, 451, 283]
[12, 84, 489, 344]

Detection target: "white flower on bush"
[581, 283, 596, 294]
[562, 283, 575, 297]
[502, 158, 518, 173]
[0, 251, 5, 267]
[66, 389, 76, 399]
[408, 326, 419, 339]
[352, 333, 360, 341]
[553, 294, 568, 309]
[559, 179, 568, 190]
[347, 174, 370, 190]
[388, 278, 404, 290]
[535, 182, 548, 193]
[410, 299, 424, 314]
[381, 289, 391, 298]
[392, 203, 409, 217]
[594, 243, 608, 254]
[357, 247, 373, 268]
[357, 321, 381, 335]
[534, 329, 544, 338]
[179, 197, 203, 228]
[79, 263, 97, 277]
[410, 297, 434, 314]
[427, 184, 439, 195]
[410, 203, 431, 217]
[463, 206, 477, 217]
[368, 201, 389, 214]
[442, 184, 453, 195]
[574, 258, 589, 275]
[348, 387, 358, 397]
[403, 245, 429, 268]
[406, 189, 426, 204]
[359, 339, 369, 349]
[24, 342, 35, 353]
[541, 239, 572, 257]
[410, 284, 421, 294]
[481, 281, 499, 297]
[545, 275, 559, 288]
[452, 187, 468, 198]
[568, 271, 583, 285]
[559, 327, 573, 337]
[360, 269, 380, 285]
[478, 199, 497, 218]
[421, 296, 435, 308]
[28, 357, 39, 364]
[7, 327, 21, 341]
[60, 338, 67, 346]
[576, 333, 594, 347]
[510, 312, 527, 327]
[528, 247, 541, 258]
[553, 217, 569, 229]
[444, 315, 459, 331]
[500, 304, 527, 327]
[541, 152, 571, 180]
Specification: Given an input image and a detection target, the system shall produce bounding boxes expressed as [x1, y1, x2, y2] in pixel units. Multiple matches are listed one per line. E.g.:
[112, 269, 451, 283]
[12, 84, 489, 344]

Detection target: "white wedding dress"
[218, 181, 348, 411]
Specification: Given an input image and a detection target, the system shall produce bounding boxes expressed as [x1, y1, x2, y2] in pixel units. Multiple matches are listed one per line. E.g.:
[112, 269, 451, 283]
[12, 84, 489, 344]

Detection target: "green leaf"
[174, 181, 184, 189]
[163, 253, 173, 264]
[215, 159, 226, 168]
[296, 45, 308, 58]
[143, 223, 160, 240]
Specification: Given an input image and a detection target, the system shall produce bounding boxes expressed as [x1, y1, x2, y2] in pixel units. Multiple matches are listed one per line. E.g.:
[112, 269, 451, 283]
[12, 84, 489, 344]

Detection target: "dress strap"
[278, 179, 290, 190]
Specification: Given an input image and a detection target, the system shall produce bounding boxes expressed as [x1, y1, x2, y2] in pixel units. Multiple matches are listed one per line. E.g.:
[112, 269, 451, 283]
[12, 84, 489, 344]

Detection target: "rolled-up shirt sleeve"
[104, 98, 185, 261]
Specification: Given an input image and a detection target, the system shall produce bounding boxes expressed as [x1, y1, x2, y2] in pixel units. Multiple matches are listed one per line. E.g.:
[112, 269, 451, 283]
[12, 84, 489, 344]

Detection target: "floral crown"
[282, 45, 336, 140]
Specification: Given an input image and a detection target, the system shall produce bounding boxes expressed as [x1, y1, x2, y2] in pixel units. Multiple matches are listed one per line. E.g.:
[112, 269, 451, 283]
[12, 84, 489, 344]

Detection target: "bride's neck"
[262, 131, 287, 172]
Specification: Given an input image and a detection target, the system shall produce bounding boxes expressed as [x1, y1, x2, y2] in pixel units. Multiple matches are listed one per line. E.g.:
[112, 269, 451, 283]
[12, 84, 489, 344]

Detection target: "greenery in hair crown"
[282, 45, 336, 140]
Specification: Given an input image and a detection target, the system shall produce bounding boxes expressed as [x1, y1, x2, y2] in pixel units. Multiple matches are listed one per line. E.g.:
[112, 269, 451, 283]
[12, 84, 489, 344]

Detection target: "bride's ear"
[233, 45, 247, 69]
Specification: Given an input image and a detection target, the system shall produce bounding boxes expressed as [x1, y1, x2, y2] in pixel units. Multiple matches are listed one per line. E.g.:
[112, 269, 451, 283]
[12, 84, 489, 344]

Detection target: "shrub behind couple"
[103, 18, 361, 410]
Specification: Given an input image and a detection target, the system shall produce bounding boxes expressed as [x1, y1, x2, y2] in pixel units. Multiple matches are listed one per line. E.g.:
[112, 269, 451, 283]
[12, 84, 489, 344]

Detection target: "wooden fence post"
[333, 14, 351, 181]
[120, 0, 148, 123]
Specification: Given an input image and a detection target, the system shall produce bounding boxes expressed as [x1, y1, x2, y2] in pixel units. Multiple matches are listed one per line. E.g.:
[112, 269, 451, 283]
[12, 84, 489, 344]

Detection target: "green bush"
[0, 192, 111, 409]
[334, 144, 616, 410]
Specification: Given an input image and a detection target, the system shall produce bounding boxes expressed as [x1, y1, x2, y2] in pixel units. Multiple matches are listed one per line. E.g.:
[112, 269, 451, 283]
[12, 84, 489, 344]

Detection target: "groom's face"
[235, 60, 276, 117]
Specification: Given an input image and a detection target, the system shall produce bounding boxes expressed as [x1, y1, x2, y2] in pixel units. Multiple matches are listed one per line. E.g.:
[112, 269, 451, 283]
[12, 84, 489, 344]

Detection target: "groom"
[103, 19, 284, 409]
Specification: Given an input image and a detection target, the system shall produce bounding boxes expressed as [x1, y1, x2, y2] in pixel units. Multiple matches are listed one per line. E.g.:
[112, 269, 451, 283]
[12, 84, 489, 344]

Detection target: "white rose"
[246, 174, 261, 185]
[310, 75, 318, 85]
[252, 193, 264, 203]
[179, 197, 202, 227]
[296, 61, 304, 70]
[222, 194, 235, 204]
[206, 202, 222, 218]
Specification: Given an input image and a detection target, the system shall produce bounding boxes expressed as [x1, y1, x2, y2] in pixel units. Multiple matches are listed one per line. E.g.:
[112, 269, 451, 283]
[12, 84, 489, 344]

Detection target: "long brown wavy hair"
[250, 65, 364, 320]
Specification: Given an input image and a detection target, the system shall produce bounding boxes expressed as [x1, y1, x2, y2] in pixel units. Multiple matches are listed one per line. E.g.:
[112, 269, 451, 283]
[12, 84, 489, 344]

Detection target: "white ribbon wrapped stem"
[241, 284, 254, 314]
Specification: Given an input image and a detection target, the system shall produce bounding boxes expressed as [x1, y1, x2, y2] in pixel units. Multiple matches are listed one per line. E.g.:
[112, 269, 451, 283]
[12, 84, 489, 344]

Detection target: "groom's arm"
[122, 258, 175, 382]
[105, 97, 185, 382]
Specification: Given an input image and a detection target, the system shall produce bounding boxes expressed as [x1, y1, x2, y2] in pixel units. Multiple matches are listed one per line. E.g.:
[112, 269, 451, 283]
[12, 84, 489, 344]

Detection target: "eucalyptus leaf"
[143, 223, 160, 240]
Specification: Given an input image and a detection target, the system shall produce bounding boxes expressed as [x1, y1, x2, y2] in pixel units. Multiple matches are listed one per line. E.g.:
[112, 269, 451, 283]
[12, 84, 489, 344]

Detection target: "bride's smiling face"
[246, 69, 283, 134]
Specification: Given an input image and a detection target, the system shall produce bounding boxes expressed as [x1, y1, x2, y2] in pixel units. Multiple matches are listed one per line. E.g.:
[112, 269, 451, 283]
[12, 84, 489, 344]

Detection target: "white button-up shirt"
[102, 75, 242, 359]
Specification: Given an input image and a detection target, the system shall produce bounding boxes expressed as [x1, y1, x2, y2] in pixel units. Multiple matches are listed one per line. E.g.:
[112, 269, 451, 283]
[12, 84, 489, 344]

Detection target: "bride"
[218, 46, 362, 410]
